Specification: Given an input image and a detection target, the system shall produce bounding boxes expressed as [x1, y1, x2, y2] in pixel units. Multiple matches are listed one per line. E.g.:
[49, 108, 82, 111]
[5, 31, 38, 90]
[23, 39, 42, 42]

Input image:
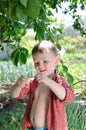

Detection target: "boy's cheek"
[35, 67, 40, 73]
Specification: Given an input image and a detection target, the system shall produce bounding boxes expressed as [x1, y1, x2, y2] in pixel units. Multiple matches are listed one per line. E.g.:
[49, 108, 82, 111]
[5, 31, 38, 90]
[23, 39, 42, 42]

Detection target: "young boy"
[11, 40, 74, 130]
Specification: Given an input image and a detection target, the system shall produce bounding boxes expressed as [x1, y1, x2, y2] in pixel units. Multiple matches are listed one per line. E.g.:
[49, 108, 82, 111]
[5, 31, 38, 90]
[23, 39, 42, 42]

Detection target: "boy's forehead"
[36, 49, 53, 55]
[33, 50, 55, 59]
[41, 48, 51, 53]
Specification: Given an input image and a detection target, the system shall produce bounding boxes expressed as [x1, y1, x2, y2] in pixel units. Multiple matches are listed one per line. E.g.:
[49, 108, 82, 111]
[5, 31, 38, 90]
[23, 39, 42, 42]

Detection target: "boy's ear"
[55, 55, 60, 65]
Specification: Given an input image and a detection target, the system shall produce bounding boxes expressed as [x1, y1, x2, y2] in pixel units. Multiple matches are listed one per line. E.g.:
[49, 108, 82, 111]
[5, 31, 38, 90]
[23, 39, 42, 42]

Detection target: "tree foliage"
[0, 0, 86, 43]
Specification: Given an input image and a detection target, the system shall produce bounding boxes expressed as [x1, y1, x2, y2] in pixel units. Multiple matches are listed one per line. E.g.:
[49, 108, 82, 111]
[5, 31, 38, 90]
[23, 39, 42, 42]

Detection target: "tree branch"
[73, 80, 86, 86]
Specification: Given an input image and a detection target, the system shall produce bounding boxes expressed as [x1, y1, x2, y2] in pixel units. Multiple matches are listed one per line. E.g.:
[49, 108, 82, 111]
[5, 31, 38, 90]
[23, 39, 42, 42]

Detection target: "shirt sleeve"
[57, 76, 74, 104]
[16, 78, 33, 99]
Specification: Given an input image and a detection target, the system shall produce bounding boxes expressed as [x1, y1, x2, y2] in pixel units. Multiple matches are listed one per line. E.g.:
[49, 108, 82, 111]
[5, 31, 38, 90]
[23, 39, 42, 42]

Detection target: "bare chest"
[34, 84, 50, 102]
[30, 84, 50, 126]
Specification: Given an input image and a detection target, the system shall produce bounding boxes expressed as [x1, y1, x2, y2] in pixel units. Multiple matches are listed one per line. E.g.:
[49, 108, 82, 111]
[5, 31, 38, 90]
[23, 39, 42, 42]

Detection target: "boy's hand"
[35, 73, 51, 86]
[17, 76, 28, 88]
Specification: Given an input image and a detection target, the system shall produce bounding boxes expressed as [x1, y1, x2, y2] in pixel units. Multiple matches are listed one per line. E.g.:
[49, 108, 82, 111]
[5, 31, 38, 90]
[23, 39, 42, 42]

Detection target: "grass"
[66, 101, 86, 130]
[0, 100, 26, 130]
[0, 99, 86, 130]
[0, 49, 86, 130]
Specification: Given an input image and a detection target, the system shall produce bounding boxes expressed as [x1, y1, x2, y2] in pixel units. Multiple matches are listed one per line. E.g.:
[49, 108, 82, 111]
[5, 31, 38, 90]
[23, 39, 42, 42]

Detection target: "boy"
[11, 40, 74, 130]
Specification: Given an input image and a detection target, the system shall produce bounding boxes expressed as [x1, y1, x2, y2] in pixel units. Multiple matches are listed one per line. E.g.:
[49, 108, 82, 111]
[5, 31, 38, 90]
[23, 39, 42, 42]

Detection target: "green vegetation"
[66, 102, 86, 130]
[0, 100, 86, 130]
[59, 36, 86, 94]
[1, 0, 86, 43]
[0, 60, 35, 83]
[0, 101, 25, 130]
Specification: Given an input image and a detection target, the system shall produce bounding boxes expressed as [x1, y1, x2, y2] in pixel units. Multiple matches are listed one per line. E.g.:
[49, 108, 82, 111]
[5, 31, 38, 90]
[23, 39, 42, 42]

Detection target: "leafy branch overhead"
[11, 47, 29, 66]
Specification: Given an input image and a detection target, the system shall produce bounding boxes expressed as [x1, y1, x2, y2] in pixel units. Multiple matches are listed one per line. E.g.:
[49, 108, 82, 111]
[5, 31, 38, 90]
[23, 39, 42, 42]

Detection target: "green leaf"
[14, 52, 20, 66]
[0, 1, 8, 14]
[20, 47, 28, 56]
[7, 3, 18, 20]
[0, 45, 4, 51]
[1, 46, 4, 51]
[19, 53, 27, 64]
[25, 0, 40, 19]
[67, 72, 74, 85]
[11, 49, 20, 66]
[19, 0, 27, 8]
[60, 59, 64, 64]
[19, 47, 28, 64]
[11, 20, 19, 34]
[57, 28, 62, 34]
[48, 29, 55, 42]
[56, 43, 61, 50]
[11, 47, 28, 65]
[9, 0, 18, 7]
[62, 65, 68, 72]
[16, 5, 27, 22]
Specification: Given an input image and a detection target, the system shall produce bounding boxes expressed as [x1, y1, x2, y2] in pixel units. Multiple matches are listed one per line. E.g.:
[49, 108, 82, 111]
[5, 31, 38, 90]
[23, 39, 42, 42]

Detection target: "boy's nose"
[39, 62, 44, 69]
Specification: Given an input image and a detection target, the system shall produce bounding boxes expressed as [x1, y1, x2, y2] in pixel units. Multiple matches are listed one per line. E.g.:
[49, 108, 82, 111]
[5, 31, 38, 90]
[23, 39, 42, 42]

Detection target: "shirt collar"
[52, 69, 58, 81]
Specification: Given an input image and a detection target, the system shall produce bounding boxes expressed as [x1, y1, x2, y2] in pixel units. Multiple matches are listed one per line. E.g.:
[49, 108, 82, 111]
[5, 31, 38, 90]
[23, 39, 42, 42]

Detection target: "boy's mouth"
[40, 70, 46, 73]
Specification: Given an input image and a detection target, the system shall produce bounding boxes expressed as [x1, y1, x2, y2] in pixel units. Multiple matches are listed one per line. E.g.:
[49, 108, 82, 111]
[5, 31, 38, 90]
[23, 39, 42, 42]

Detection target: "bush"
[58, 36, 86, 53]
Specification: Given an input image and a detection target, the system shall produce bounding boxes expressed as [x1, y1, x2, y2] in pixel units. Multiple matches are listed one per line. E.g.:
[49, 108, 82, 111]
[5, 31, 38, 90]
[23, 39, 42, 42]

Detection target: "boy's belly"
[30, 95, 49, 128]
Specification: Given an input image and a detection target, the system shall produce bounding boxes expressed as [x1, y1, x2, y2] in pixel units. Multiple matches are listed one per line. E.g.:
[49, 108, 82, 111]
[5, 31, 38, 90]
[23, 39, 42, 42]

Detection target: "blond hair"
[32, 40, 59, 56]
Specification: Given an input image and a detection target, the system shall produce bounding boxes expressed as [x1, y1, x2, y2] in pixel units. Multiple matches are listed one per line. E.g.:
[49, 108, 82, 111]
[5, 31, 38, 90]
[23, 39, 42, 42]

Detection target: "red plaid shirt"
[16, 70, 74, 130]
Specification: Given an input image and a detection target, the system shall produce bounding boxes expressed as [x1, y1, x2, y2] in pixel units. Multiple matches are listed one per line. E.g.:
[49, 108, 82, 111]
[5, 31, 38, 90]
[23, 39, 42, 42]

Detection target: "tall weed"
[66, 101, 86, 130]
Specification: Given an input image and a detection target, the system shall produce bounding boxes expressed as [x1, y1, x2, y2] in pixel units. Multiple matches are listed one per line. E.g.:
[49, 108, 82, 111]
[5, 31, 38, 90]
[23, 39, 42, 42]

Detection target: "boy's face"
[32, 50, 59, 77]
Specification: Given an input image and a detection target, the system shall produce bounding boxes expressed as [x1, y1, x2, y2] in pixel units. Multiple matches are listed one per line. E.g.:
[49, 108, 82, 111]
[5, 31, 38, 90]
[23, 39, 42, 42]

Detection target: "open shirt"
[16, 70, 74, 130]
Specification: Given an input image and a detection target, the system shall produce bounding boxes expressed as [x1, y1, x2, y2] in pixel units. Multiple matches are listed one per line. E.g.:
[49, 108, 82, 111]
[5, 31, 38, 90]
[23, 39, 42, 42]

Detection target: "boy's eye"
[35, 62, 39, 66]
[44, 61, 48, 63]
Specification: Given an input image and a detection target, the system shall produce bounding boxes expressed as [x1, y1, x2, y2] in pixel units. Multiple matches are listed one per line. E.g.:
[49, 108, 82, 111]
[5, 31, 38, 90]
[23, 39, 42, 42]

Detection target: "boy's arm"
[11, 76, 32, 99]
[59, 77, 74, 104]
[35, 73, 74, 103]
[47, 77, 74, 104]
[11, 82, 30, 99]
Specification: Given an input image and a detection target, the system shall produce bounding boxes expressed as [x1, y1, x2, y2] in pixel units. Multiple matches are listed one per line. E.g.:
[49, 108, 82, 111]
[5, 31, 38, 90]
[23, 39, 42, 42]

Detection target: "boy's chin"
[40, 71, 54, 78]
[47, 73, 54, 78]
